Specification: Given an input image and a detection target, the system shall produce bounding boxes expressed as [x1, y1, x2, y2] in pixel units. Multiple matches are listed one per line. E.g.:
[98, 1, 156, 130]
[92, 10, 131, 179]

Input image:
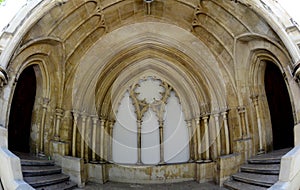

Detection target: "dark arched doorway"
[8, 66, 36, 153]
[264, 62, 294, 150]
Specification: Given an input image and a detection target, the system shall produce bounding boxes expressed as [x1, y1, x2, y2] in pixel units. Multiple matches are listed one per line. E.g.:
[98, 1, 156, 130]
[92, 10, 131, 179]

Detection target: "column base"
[257, 150, 265, 155]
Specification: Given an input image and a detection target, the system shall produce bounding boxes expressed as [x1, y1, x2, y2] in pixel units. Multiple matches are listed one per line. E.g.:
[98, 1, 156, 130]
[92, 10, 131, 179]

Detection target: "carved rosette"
[129, 76, 173, 121]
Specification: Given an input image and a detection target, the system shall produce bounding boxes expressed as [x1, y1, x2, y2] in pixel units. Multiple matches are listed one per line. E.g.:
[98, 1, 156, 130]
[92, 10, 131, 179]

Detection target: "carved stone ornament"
[0, 67, 8, 90]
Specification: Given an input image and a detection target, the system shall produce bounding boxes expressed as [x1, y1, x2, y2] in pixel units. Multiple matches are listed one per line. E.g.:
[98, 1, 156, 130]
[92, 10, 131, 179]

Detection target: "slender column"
[214, 113, 221, 157]
[80, 114, 87, 159]
[221, 111, 230, 155]
[187, 120, 194, 161]
[72, 112, 79, 157]
[192, 119, 198, 161]
[195, 117, 202, 162]
[85, 116, 91, 162]
[137, 119, 142, 164]
[159, 120, 165, 164]
[91, 116, 98, 162]
[252, 96, 264, 153]
[202, 115, 211, 161]
[99, 118, 106, 163]
[54, 108, 64, 141]
[108, 120, 115, 163]
[238, 107, 247, 138]
[39, 98, 49, 154]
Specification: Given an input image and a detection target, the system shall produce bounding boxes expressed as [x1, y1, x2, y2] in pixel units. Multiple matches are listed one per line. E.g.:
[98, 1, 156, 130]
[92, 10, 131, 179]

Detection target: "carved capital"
[0, 67, 8, 90]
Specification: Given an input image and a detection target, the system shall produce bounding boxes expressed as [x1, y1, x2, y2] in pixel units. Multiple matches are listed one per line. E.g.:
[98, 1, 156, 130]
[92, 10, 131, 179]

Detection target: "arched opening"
[264, 62, 294, 150]
[8, 66, 37, 153]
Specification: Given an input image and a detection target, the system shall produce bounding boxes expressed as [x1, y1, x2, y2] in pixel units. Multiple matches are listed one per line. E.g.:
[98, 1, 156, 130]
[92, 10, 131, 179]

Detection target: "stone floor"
[74, 181, 228, 190]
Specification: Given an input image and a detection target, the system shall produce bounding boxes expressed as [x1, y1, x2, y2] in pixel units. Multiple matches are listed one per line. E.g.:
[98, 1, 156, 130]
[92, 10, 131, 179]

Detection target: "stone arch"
[2, 38, 63, 154]
[243, 36, 296, 152]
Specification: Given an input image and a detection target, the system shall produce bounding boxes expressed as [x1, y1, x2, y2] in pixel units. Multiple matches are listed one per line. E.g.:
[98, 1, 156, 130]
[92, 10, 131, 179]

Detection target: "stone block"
[87, 163, 108, 184]
[0, 127, 7, 148]
[54, 155, 85, 188]
[295, 123, 300, 146]
[216, 153, 241, 186]
[196, 162, 215, 183]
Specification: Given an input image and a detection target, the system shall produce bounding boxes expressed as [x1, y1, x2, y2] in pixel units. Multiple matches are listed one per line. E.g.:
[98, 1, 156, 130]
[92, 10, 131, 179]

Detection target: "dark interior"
[264, 62, 294, 150]
[8, 66, 36, 153]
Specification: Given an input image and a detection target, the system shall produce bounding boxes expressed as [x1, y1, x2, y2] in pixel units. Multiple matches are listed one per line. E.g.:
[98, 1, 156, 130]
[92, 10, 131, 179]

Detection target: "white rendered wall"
[112, 82, 189, 164]
[112, 92, 137, 164]
[141, 109, 160, 165]
[164, 92, 189, 163]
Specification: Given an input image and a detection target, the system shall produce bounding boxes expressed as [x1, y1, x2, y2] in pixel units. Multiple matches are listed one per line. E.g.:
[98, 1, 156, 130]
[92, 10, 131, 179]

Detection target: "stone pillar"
[251, 96, 264, 153]
[221, 111, 230, 155]
[91, 116, 98, 162]
[108, 120, 115, 163]
[99, 118, 106, 163]
[39, 98, 49, 154]
[80, 114, 87, 159]
[214, 113, 221, 157]
[187, 120, 194, 161]
[238, 107, 247, 138]
[85, 116, 91, 162]
[202, 115, 211, 162]
[192, 119, 198, 161]
[195, 117, 203, 162]
[159, 119, 165, 164]
[54, 108, 64, 141]
[72, 112, 79, 157]
[137, 119, 142, 164]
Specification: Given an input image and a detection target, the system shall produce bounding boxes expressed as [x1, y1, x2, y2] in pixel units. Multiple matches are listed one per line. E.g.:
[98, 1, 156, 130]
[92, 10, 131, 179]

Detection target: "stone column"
[85, 116, 91, 162]
[195, 117, 202, 162]
[72, 111, 79, 157]
[80, 114, 87, 159]
[251, 96, 264, 153]
[202, 115, 211, 162]
[187, 120, 194, 161]
[192, 119, 198, 161]
[214, 113, 221, 157]
[221, 111, 230, 155]
[91, 116, 98, 162]
[238, 107, 247, 138]
[137, 119, 142, 164]
[54, 108, 64, 141]
[39, 98, 49, 154]
[108, 120, 115, 163]
[159, 120, 165, 164]
[100, 118, 106, 163]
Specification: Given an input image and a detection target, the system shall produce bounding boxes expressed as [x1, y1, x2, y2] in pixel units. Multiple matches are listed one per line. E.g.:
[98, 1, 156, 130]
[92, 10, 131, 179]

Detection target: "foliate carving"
[192, 3, 204, 28]
[0, 67, 8, 91]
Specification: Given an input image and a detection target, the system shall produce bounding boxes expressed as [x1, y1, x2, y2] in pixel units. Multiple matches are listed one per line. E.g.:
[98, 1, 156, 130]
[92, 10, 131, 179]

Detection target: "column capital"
[237, 106, 246, 113]
[221, 110, 228, 116]
[0, 66, 8, 90]
[42, 98, 50, 107]
[55, 108, 64, 117]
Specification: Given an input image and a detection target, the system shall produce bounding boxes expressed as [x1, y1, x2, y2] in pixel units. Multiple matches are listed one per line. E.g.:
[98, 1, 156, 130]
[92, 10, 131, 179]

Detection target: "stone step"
[35, 180, 77, 190]
[224, 180, 268, 190]
[21, 159, 55, 166]
[240, 164, 280, 175]
[232, 172, 278, 187]
[24, 173, 70, 188]
[248, 148, 291, 164]
[22, 165, 62, 177]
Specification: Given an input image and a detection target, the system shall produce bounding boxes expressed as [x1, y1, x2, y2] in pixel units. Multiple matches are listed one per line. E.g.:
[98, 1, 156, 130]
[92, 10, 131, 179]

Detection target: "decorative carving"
[129, 76, 173, 121]
[0, 67, 8, 91]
